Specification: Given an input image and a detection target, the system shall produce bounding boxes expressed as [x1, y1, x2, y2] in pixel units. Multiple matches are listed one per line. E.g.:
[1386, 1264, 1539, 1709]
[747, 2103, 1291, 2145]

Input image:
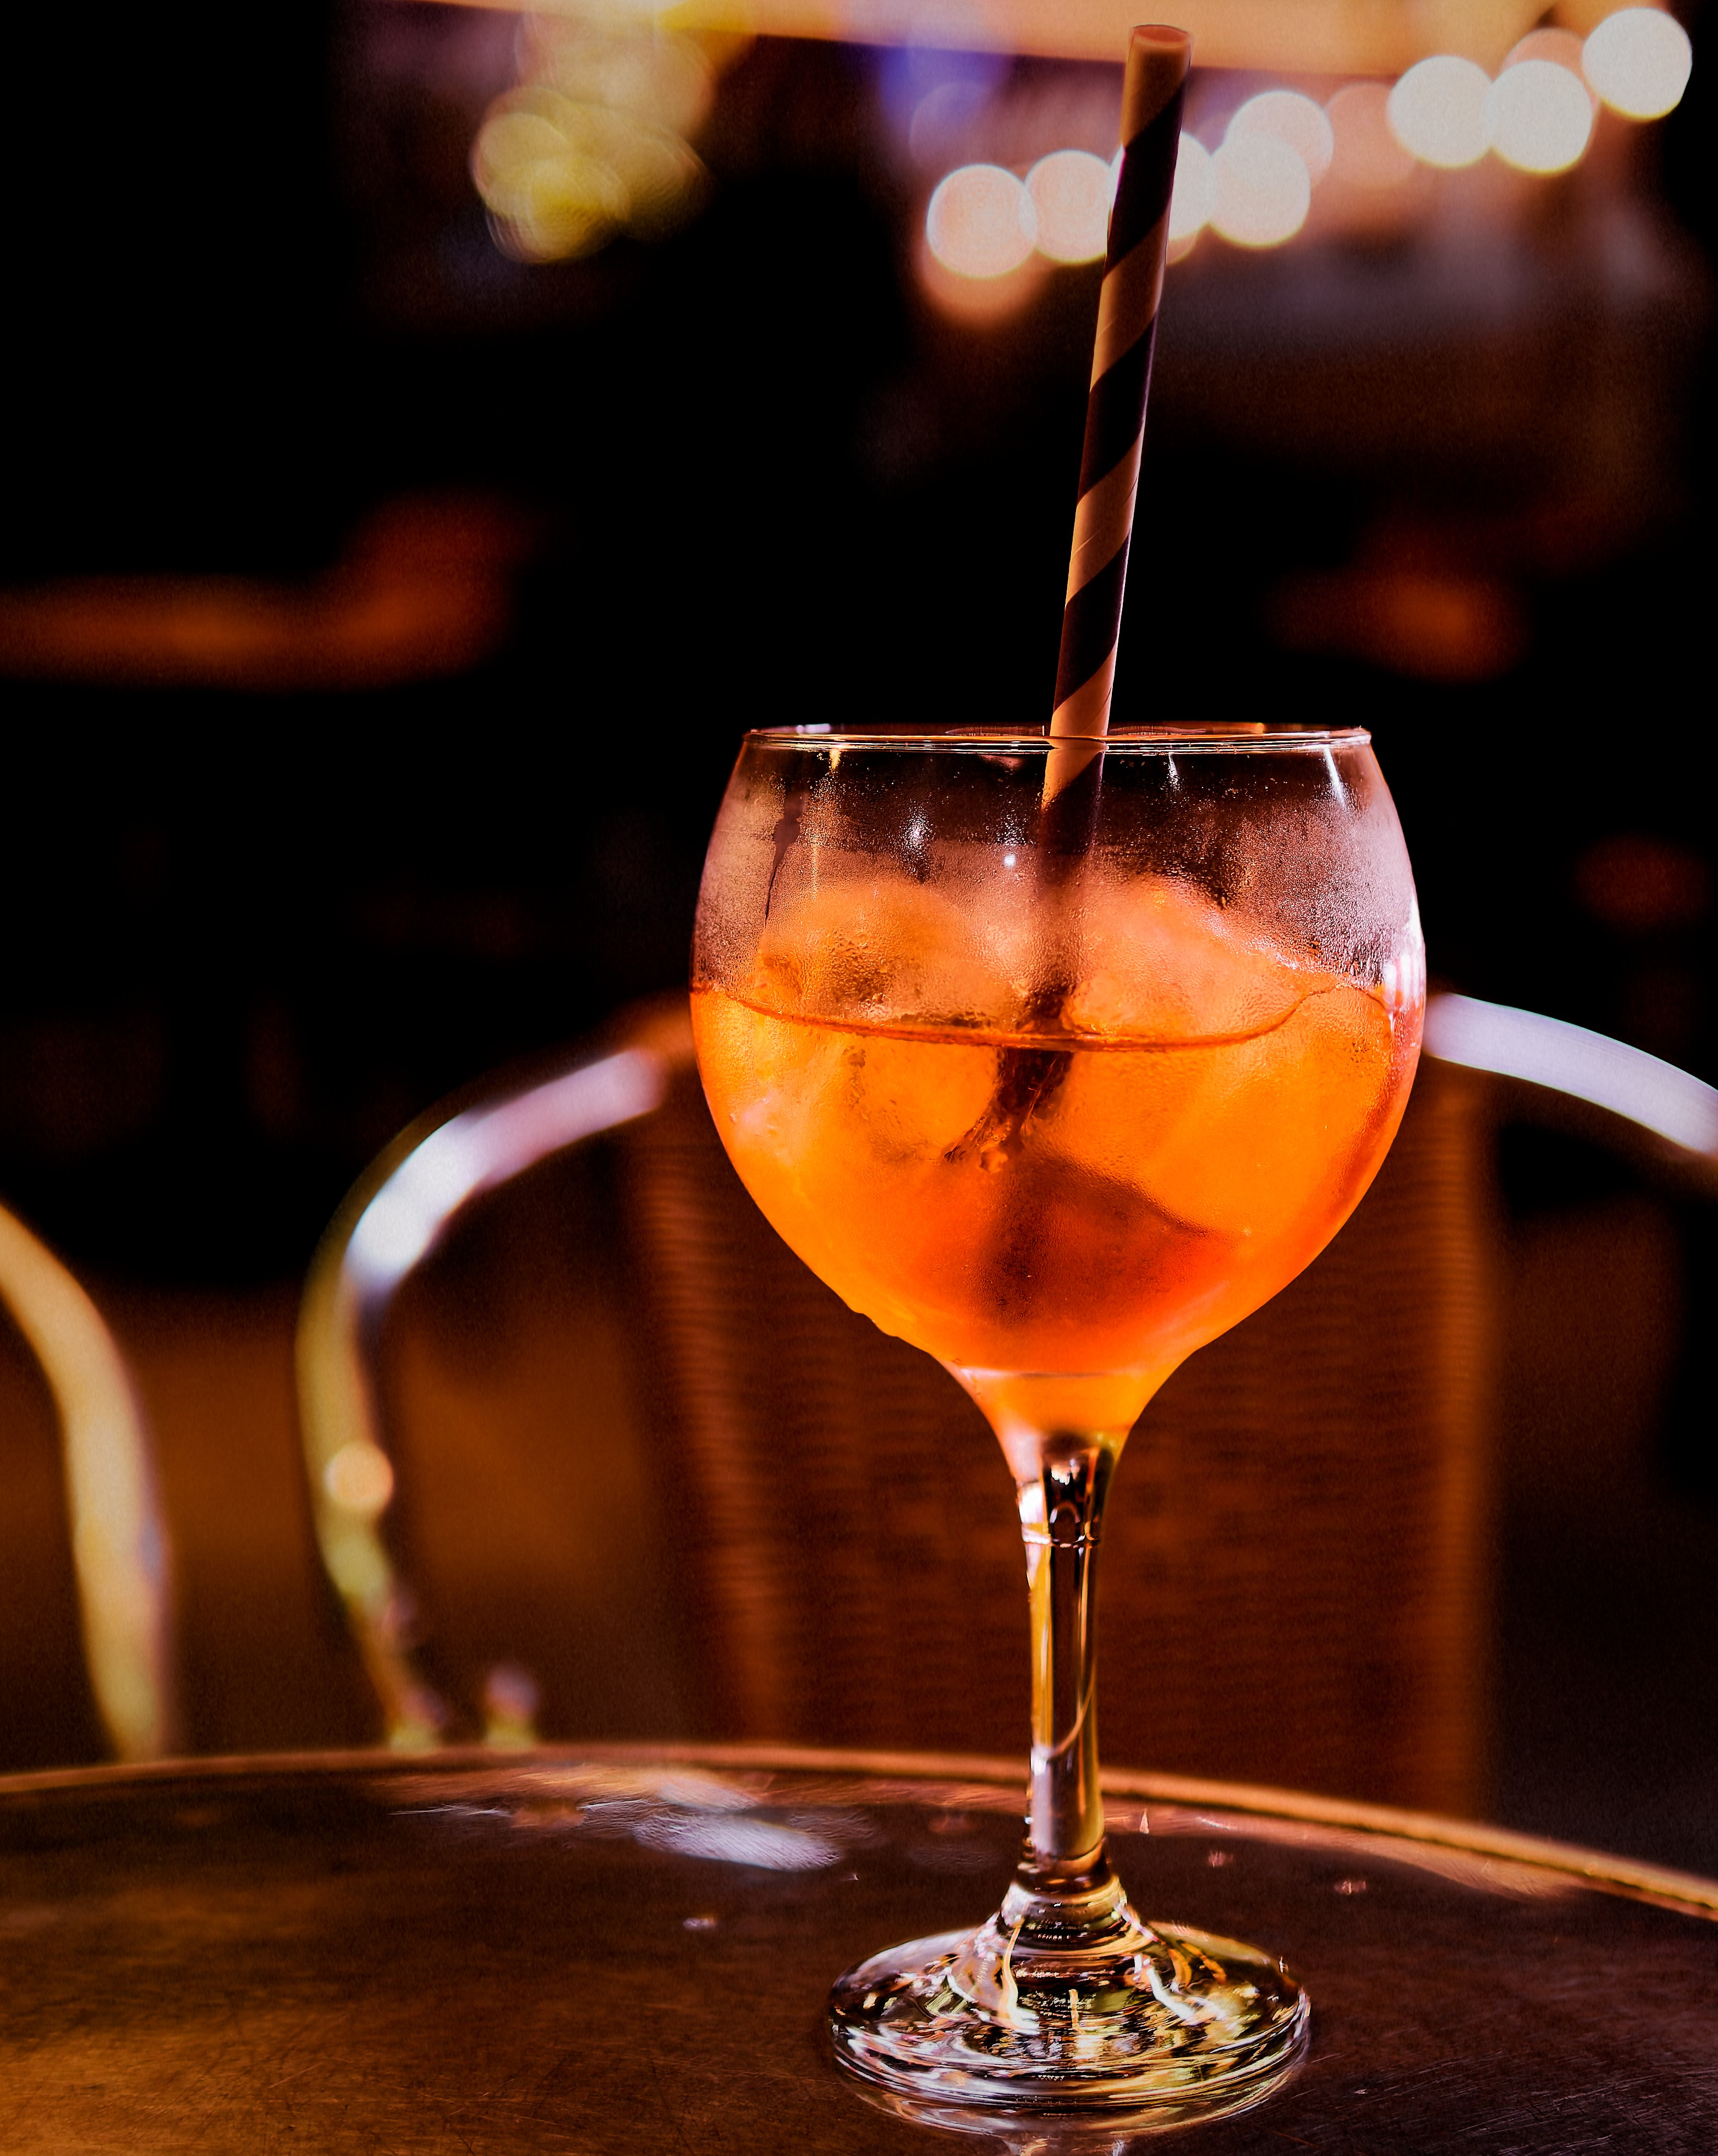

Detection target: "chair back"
[619, 1026, 1496, 1812]
[299, 997, 1496, 1813]
[0, 1203, 176, 1765]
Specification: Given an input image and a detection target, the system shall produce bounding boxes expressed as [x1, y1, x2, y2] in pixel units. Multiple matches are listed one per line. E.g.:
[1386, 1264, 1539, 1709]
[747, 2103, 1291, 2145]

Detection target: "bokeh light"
[1167, 133, 1215, 256]
[473, 86, 705, 262]
[1325, 82, 1418, 189]
[1502, 26, 1595, 90]
[1488, 57, 1595, 172]
[1387, 55, 1493, 167]
[926, 164, 1038, 278]
[1227, 90, 1335, 184]
[1583, 7, 1693, 118]
[520, 18, 715, 141]
[324, 1439, 396, 1519]
[473, 24, 716, 266]
[1210, 134, 1311, 248]
[1026, 150, 1114, 263]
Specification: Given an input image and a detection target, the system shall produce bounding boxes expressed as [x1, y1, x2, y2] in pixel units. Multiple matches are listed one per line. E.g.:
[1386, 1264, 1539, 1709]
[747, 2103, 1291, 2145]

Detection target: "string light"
[1488, 58, 1595, 173]
[1583, 7, 1693, 118]
[1025, 150, 1114, 263]
[1325, 82, 1418, 189]
[1167, 134, 1215, 256]
[915, 6, 1694, 287]
[1227, 90, 1335, 184]
[926, 164, 1038, 278]
[1210, 133, 1311, 248]
[1387, 55, 1494, 168]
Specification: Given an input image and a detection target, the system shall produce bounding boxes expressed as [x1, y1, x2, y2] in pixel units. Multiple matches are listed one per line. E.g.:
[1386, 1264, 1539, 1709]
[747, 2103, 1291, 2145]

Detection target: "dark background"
[3, 1, 1714, 1288]
[2, 0, 1715, 1862]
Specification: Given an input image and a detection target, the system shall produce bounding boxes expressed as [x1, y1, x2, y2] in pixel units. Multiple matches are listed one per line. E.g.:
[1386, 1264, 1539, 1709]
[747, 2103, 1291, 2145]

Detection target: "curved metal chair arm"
[1424, 992, 1718, 1195]
[295, 1015, 681, 1747]
[296, 989, 1712, 1752]
[0, 1203, 176, 1759]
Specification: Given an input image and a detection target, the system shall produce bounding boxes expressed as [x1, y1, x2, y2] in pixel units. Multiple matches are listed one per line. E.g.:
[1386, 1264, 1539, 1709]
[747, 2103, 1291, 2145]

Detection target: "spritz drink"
[695, 872, 1416, 1424]
[692, 727, 1423, 2124]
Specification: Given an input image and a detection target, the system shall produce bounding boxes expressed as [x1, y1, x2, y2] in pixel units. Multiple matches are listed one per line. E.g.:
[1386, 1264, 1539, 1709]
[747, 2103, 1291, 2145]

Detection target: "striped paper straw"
[1045, 25, 1190, 806]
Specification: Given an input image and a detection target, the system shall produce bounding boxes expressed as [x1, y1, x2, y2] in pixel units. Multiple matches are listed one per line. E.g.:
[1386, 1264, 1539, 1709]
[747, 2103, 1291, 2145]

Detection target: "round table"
[2, 1745, 1714, 2151]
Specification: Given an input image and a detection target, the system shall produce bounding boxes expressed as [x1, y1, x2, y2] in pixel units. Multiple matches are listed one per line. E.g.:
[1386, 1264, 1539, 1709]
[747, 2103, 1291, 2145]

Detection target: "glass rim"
[743, 724, 1372, 753]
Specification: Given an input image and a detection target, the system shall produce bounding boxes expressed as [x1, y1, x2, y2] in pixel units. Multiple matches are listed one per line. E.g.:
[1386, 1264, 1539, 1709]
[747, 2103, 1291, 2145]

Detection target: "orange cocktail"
[695, 866, 1419, 1408]
[692, 726, 1424, 2120]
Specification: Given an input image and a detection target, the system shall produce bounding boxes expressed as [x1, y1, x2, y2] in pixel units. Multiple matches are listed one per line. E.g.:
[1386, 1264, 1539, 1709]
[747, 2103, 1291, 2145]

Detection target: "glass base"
[830, 1882, 1308, 2129]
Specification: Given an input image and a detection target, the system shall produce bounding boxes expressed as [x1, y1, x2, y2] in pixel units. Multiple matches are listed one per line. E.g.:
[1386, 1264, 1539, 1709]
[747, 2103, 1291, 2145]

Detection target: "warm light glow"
[521, 16, 715, 140]
[1488, 57, 1595, 171]
[1387, 54, 1493, 167]
[1167, 133, 1215, 253]
[916, 235, 1044, 322]
[1326, 82, 1418, 188]
[325, 1439, 396, 1518]
[482, 1662, 542, 1747]
[1583, 7, 1693, 118]
[411, 0, 1602, 81]
[473, 85, 706, 263]
[1210, 133, 1311, 248]
[1270, 564, 1525, 681]
[1025, 149, 1113, 263]
[0, 497, 528, 691]
[926, 163, 1038, 278]
[1227, 90, 1335, 184]
[1502, 26, 1593, 86]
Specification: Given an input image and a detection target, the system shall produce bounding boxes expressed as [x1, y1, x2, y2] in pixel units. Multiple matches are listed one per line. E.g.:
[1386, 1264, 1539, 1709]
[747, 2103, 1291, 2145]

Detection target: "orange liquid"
[693, 875, 1420, 1414]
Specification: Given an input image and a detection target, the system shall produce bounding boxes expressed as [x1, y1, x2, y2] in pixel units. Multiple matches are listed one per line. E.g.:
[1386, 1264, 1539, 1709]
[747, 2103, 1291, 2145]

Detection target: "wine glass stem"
[1018, 1441, 1115, 1890]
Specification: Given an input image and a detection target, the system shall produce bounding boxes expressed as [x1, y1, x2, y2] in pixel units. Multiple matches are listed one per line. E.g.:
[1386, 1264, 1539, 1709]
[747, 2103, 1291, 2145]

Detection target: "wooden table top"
[2, 1745, 1714, 2152]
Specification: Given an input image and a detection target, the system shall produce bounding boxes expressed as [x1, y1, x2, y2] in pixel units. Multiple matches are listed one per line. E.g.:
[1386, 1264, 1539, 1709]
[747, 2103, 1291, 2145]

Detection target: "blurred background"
[0, 0, 1713, 1874]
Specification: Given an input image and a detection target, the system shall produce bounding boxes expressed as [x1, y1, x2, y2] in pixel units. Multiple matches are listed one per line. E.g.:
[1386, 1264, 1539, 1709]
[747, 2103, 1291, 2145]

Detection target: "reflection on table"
[1, 1745, 1712, 2151]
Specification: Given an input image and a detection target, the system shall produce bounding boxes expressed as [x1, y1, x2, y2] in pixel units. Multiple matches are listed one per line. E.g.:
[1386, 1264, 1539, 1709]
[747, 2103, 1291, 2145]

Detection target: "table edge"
[4, 1740, 1713, 1916]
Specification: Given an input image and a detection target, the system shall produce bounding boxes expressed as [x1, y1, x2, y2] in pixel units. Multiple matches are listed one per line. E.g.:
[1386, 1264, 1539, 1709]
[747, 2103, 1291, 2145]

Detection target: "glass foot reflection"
[831, 1879, 1307, 2126]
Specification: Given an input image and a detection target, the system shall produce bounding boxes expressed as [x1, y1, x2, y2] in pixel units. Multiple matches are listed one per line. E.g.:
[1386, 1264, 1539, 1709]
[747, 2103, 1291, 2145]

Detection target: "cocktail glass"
[691, 725, 1424, 2125]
